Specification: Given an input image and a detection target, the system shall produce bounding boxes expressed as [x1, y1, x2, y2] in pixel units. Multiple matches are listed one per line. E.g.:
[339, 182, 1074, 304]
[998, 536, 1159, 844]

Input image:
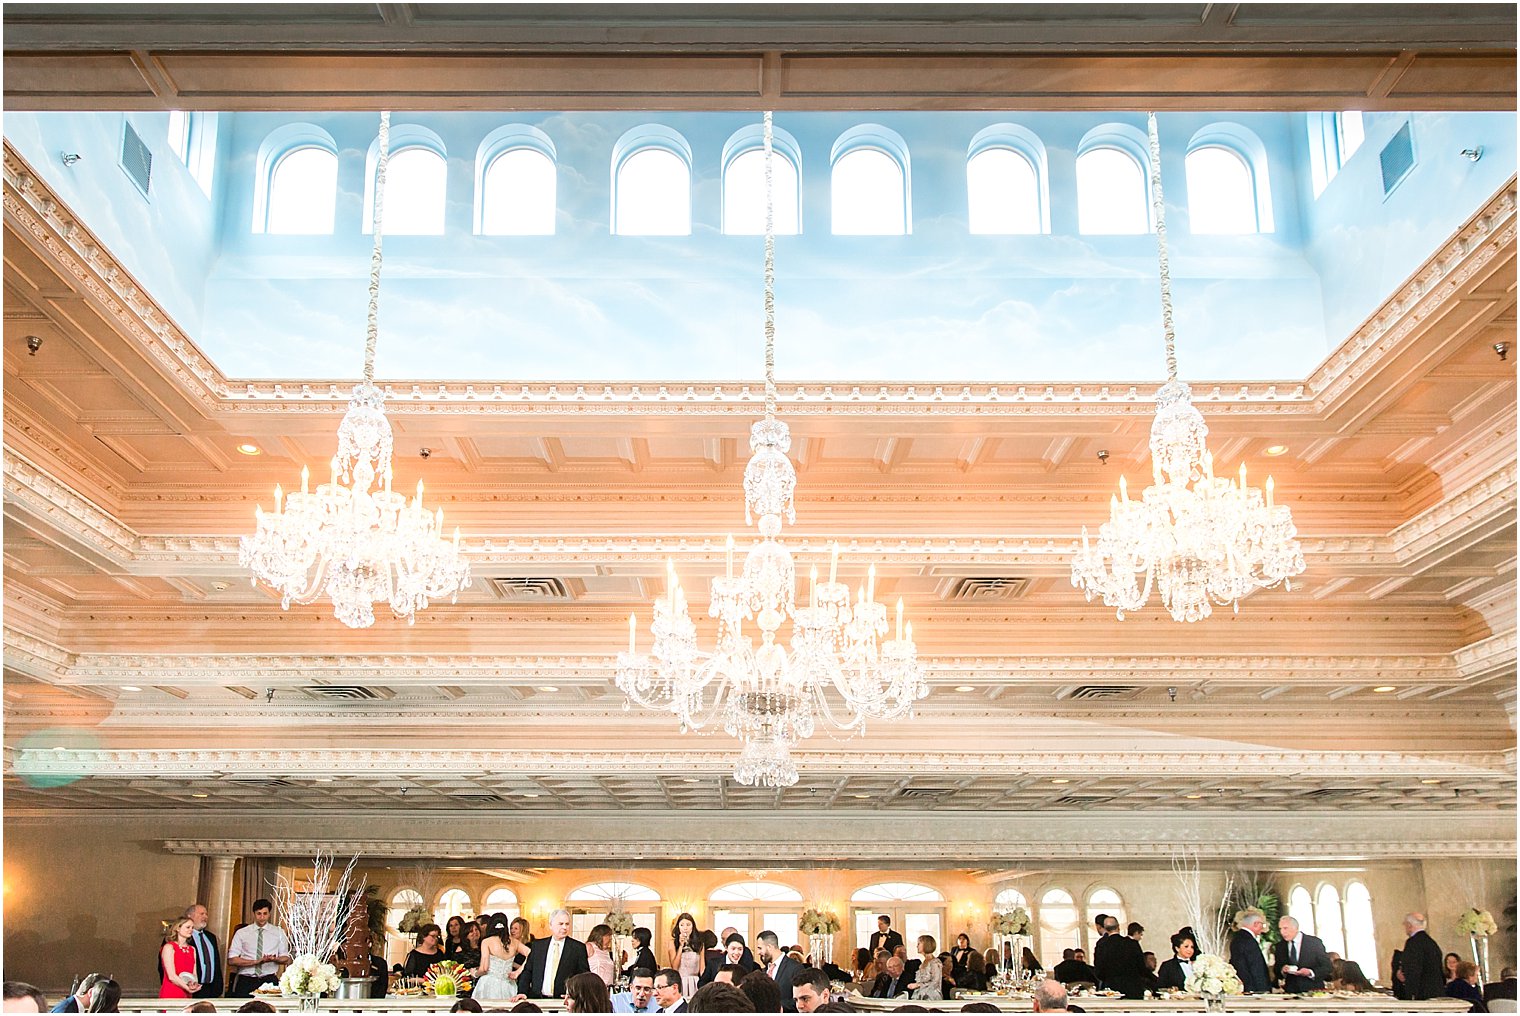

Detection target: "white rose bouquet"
[1458, 909, 1498, 937]
[607, 911, 636, 936]
[992, 908, 1031, 935]
[801, 908, 842, 935]
[1185, 953, 1244, 996]
[280, 953, 341, 997]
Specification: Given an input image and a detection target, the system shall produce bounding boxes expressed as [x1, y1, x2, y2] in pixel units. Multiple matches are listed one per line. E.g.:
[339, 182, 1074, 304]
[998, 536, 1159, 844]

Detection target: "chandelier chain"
[763, 110, 777, 420]
[363, 111, 391, 384]
[1147, 111, 1179, 384]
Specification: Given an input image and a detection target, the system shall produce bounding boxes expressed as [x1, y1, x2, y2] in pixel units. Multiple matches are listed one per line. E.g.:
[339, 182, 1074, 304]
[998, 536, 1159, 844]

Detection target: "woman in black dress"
[403, 924, 445, 979]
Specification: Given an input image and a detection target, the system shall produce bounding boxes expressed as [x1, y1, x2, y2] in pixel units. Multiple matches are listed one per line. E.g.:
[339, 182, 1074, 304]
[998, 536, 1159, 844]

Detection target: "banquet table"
[847, 991, 1471, 1013]
[116, 1000, 568, 1013]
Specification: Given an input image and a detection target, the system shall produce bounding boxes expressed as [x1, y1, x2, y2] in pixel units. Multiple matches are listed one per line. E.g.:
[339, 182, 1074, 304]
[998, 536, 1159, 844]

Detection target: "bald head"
[1404, 913, 1427, 934]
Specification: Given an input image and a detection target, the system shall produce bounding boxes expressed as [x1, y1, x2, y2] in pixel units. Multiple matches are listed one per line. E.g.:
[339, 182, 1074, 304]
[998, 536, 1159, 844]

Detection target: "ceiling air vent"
[897, 787, 959, 800]
[1054, 794, 1115, 806]
[450, 792, 504, 804]
[1379, 122, 1416, 196]
[120, 121, 153, 196]
[490, 577, 571, 601]
[227, 778, 296, 789]
[1304, 788, 1369, 800]
[947, 577, 1030, 601]
[1064, 685, 1142, 701]
[302, 685, 383, 700]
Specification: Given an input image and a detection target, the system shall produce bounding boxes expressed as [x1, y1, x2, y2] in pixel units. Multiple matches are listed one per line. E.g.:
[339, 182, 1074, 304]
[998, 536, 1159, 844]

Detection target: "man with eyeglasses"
[611, 967, 658, 1013]
[652, 968, 689, 1013]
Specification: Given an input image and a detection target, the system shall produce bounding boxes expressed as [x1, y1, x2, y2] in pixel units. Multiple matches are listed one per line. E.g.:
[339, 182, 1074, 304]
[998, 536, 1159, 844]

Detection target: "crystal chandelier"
[1071, 113, 1305, 623]
[614, 112, 928, 786]
[239, 112, 471, 628]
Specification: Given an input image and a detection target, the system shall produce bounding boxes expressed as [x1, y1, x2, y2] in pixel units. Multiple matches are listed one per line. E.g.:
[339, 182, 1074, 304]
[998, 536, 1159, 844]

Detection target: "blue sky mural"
[5, 109, 1513, 383]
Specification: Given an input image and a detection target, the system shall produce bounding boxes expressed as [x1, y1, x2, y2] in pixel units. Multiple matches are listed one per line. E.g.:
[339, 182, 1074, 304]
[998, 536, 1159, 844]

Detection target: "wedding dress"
[473, 954, 516, 1000]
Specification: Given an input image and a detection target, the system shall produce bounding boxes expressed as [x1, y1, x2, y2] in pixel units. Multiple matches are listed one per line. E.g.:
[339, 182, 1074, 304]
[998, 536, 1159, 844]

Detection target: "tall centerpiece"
[800, 907, 841, 966]
[273, 853, 365, 1011]
[1185, 954, 1244, 1012]
[991, 907, 1032, 982]
[607, 908, 637, 979]
[1457, 908, 1497, 985]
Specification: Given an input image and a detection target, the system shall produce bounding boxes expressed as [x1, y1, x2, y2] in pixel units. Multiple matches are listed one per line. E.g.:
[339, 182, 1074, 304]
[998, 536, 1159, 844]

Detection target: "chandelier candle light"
[615, 112, 928, 787]
[1071, 113, 1305, 623]
[240, 112, 471, 628]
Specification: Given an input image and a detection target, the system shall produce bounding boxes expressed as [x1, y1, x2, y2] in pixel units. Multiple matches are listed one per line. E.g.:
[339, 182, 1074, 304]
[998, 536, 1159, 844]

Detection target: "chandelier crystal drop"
[1070, 113, 1305, 623]
[614, 112, 928, 786]
[239, 111, 471, 628]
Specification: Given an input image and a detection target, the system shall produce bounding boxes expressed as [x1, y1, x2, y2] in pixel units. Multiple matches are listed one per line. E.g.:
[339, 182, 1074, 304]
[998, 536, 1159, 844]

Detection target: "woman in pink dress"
[670, 912, 702, 998]
[586, 924, 615, 985]
[160, 917, 200, 998]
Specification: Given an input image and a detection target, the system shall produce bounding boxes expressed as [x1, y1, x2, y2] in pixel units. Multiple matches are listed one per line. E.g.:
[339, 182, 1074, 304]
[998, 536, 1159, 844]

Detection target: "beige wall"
[3, 818, 201, 997]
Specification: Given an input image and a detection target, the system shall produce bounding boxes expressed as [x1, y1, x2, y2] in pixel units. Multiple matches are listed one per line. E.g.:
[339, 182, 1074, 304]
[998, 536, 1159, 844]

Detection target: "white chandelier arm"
[364, 111, 389, 384]
[1146, 111, 1179, 384]
[763, 109, 777, 420]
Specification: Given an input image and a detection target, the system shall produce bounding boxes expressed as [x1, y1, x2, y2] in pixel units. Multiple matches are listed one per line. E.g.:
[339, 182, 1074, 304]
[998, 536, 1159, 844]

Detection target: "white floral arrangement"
[992, 908, 1031, 935]
[1458, 908, 1498, 937]
[606, 911, 636, 936]
[801, 908, 842, 935]
[1185, 953, 1244, 997]
[280, 954, 341, 997]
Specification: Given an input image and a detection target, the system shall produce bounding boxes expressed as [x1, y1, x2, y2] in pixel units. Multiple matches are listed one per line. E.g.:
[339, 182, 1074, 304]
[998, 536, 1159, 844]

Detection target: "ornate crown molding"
[4, 142, 1512, 419]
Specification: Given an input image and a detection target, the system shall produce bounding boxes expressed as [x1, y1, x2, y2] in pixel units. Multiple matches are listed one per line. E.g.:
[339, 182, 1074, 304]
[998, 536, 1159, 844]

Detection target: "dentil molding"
[3, 143, 1513, 418]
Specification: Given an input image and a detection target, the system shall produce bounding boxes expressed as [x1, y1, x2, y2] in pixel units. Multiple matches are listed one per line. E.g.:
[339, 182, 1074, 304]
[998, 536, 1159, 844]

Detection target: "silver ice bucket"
[335, 977, 374, 1000]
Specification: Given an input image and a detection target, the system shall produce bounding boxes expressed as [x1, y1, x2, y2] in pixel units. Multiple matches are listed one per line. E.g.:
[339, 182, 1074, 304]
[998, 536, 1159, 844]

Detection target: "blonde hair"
[164, 917, 194, 945]
[917, 934, 937, 955]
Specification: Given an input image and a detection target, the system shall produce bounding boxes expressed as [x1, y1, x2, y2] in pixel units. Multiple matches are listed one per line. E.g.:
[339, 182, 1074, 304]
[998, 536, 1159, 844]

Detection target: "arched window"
[710, 882, 804, 903]
[1039, 889, 1081, 959]
[851, 882, 945, 903]
[1308, 111, 1366, 197]
[993, 888, 1028, 913]
[1342, 882, 1377, 978]
[385, 888, 425, 966]
[1076, 146, 1149, 235]
[567, 881, 661, 903]
[612, 127, 692, 236]
[1315, 884, 1346, 955]
[1335, 112, 1365, 164]
[1086, 888, 1126, 937]
[366, 145, 447, 236]
[481, 148, 556, 235]
[435, 888, 473, 924]
[1185, 147, 1258, 234]
[722, 148, 801, 235]
[266, 147, 338, 235]
[1288, 885, 1316, 936]
[481, 887, 520, 918]
[832, 149, 906, 235]
[167, 111, 191, 163]
[967, 148, 1041, 235]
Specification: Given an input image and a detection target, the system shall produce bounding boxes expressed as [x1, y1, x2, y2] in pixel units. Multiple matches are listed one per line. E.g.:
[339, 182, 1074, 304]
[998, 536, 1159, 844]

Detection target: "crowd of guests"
[7, 901, 1517, 1014]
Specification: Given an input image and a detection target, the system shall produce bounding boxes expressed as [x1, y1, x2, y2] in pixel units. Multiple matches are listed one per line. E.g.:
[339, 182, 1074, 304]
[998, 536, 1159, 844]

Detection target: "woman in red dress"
[160, 916, 201, 998]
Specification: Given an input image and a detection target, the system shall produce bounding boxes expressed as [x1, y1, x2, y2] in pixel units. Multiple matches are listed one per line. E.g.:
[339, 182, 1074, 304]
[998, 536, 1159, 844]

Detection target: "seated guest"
[870, 957, 907, 999]
[612, 967, 658, 1014]
[4, 985, 47, 1014]
[1021, 948, 1043, 977]
[404, 924, 446, 978]
[690, 982, 755, 1013]
[738, 970, 782, 1013]
[961, 1006, 1001, 1013]
[715, 965, 744, 985]
[700, 934, 753, 987]
[1485, 967, 1518, 1004]
[449, 1000, 483, 1013]
[863, 949, 891, 984]
[233, 1004, 274, 1014]
[981, 949, 1000, 978]
[563, 971, 612, 1013]
[82, 984, 119, 1015]
[50, 974, 107, 1013]
[654, 968, 690, 1014]
[790, 969, 833, 1013]
[962, 950, 986, 992]
[509, 1005, 543, 1014]
[1031, 979, 1071, 1013]
[1141, 953, 1159, 994]
[1446, 962, 1486, 1013]
[1331, 959, 1374, 993]
[184, 1004, 218, 1014]
[1448, 954, 1466, 985]
[851, 949, 871, 983]
[1050, 949, 1097, 986]
[1156, 935, 1195, 991]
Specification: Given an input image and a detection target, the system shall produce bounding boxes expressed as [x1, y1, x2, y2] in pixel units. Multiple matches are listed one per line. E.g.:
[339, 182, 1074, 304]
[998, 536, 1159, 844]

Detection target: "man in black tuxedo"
[754, 931, 801, 1012]
[1093, 917, 1148, 999]
[698, 934, 754, 987]
[869, 917, 903, 957]
[185, 904, 223, 999]
[1228, 909, 1271, 993]
[519, 909, 590, 999]
[1396, 912, 1445, 1000]
[1051, 948, 1099, 985]
[1272, 916, 1332, 993]
[869, 956, 907, 998]
[1390, 950, 1407, 1000]
[1484, 965, 1517, 1003]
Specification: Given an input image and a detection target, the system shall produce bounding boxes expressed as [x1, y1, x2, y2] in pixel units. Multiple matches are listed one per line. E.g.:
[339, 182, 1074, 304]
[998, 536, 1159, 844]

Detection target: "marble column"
[207, 855, 239, 954]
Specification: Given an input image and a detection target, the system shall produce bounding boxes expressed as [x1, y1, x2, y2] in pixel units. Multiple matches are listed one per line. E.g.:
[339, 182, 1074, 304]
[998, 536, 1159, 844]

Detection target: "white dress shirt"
[229, 922, 290, 978]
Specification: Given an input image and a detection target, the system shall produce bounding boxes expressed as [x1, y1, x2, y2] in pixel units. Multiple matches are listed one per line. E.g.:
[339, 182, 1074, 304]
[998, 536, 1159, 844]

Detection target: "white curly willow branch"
[362, 111, 391, 384]
[272, 851, 366, 962]
[763, 110, 777, 420]
[1147, 111, 1179, 383]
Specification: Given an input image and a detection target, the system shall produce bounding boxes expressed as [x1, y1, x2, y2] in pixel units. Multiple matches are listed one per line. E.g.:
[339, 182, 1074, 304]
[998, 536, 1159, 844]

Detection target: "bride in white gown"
[473, 922, 528, 1000]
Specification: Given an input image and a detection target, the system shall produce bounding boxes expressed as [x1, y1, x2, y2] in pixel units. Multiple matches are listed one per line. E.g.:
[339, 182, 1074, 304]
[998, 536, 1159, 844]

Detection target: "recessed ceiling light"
[1184, 793, 1205, 799]
[1051, 778, 1070, 784]
[954, 685, 975, 693]
[191, 792, 209, 798]
[682, 778, 701, 784]
[537, 686, 559, 692]
[521, 792, 540, 798]
[1421, 779, 1441, 784]
[236, 443, 261, 456]
[1372, 686, 1396, 693]
[1264, 445, 1288, 456]
[314, 777, 333, 782]
[852, 794, 871, 799]
[120, 685, 142, 692]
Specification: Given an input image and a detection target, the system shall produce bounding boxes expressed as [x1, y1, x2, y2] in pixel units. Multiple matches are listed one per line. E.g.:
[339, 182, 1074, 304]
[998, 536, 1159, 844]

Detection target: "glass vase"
[298, 994, 321, 1013]
[1470, 934, 1491, 986]
[1201, 990, 1227, 1012]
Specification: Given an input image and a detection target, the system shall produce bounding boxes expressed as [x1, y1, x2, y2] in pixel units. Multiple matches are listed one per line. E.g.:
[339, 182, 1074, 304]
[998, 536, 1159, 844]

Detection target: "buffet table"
[848, 991, 1472, 1013]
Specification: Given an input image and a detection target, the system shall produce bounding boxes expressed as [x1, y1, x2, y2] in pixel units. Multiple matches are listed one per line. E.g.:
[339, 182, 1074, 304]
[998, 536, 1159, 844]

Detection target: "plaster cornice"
[3, 143, 1513, 420]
